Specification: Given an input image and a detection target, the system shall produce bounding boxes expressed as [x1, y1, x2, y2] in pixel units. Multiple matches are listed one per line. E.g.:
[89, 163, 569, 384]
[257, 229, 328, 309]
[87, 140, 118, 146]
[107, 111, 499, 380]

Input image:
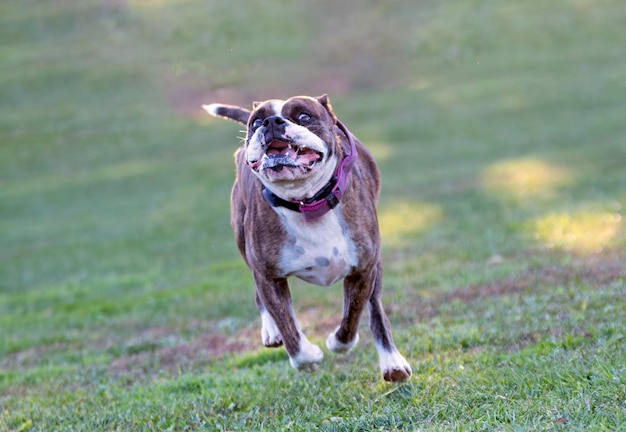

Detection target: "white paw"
[326, 328, 359, 354]
[261, 311, 282, 347]
[377, 347, 412, 382]
[289, 338, 324, 373]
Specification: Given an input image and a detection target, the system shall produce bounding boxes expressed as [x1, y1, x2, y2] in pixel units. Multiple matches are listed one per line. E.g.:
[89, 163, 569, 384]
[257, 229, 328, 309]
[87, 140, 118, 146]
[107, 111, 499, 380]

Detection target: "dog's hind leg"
[256, 292, 283, 347]
[254, 274, 323, 372]
[325, 271, 370, 354]
[367, 260, 412, 382]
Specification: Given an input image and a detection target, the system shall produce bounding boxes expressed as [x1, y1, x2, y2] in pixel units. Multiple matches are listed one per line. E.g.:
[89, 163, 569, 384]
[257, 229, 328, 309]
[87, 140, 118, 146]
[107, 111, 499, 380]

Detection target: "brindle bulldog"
[203, 95, 411, 382]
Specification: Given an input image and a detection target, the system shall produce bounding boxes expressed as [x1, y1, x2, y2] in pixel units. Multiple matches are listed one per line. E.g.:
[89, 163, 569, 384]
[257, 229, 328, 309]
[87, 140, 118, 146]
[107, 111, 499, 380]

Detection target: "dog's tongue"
[263, 141, 322, 172]
[267, 141, 297, 159]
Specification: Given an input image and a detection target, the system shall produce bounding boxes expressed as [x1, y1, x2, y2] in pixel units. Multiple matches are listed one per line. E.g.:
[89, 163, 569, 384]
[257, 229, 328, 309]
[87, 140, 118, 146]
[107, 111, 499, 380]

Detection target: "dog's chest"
[277, 208, 357, 286]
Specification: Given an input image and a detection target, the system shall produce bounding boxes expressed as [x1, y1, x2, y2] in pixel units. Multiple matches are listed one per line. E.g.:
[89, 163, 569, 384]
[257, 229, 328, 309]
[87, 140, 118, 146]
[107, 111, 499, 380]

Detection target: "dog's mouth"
[249, 140, 324, 173]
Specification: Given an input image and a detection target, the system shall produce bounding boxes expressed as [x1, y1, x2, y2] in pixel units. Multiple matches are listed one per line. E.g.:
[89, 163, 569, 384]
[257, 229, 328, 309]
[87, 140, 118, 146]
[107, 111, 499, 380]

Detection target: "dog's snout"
[263, 116, 285, 127]
[262, 116, 287, 144]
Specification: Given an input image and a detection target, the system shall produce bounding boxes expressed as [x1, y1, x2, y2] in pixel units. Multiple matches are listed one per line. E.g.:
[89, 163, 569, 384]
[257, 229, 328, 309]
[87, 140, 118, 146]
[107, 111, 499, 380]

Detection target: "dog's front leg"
[327, 261, 412, 382]
[254, 273, 323, 372]
[367, 260, 412, 382]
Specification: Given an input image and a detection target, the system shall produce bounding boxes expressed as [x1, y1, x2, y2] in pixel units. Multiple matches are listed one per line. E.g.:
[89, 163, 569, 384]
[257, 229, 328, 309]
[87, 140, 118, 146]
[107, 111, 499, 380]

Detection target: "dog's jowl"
[203, 95, 411, 382]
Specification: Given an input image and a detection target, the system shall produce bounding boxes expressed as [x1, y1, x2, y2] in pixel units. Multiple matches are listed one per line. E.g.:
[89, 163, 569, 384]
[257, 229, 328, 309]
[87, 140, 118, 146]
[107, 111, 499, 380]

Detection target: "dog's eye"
[297, 113, 312, 124]
[251, 118, 262, 129]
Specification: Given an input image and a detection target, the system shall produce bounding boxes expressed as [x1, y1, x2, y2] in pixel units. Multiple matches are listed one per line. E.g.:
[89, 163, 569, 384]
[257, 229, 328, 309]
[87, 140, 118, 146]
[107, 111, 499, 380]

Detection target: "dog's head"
[204, 95, 342, 201]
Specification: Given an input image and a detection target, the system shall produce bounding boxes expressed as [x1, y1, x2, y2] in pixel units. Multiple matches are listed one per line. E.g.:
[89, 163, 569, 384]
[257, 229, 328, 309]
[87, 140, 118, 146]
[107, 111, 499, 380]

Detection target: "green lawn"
[1, 0, 625, 430]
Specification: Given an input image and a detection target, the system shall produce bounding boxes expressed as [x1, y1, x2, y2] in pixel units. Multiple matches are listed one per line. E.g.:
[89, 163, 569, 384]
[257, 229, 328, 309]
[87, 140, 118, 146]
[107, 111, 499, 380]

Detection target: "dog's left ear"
[316, 94, 337, 124]
[203, 103, 251, 125]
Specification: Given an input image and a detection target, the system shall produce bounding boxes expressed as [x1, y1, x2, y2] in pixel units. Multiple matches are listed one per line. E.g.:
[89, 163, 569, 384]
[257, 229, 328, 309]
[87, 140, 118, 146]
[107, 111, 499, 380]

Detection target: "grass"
[1, 0, 625, 430]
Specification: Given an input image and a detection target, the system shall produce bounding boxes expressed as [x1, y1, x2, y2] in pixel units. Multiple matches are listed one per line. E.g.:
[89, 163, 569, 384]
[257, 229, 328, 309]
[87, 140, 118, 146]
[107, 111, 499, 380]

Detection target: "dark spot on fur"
[295, 246, 305, 256]
[339, 219, 350, 236]
[333, 247, 339, 256]
[315, 257, 330, 267]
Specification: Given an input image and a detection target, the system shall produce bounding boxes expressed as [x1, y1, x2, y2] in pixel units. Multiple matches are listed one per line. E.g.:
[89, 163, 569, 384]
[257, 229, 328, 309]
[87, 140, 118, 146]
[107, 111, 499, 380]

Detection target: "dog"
[203, 94, 411, 382]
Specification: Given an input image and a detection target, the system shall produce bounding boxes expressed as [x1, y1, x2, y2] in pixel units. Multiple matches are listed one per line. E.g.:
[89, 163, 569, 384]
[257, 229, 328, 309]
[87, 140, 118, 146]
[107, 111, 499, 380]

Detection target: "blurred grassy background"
[1, 0, 625, 430]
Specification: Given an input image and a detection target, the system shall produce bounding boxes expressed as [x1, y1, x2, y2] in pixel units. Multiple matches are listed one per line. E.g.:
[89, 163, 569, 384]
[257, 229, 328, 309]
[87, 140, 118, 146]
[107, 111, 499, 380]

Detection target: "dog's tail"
[203, 103, 250, 125]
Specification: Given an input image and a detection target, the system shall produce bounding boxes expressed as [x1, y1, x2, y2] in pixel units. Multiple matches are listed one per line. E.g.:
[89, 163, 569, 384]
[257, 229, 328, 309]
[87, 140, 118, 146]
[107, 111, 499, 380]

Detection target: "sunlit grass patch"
[531, 210, 622, 253]
[378, 201, 443, 247]
[481, 157, 571, 201]
[364, 140, 391, 162]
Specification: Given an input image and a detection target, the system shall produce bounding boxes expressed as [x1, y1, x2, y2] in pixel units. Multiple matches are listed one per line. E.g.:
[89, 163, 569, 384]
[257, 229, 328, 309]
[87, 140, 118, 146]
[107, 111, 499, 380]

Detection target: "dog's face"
[245, 95, 340, 200]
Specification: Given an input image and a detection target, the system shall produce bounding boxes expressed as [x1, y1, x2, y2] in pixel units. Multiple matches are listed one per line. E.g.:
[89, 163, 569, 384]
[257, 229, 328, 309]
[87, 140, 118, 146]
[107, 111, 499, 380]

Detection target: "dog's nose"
[263, 116, 286, 127]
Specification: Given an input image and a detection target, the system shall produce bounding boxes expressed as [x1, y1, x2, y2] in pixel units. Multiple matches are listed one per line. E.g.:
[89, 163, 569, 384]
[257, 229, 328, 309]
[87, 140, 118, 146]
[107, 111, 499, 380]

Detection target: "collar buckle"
[325, 191, 340, 209]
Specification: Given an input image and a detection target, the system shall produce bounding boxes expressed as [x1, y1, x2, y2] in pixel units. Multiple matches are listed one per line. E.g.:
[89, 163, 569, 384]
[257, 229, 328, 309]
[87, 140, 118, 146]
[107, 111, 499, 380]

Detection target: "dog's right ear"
[316, 94, 337, 124]
[202, 103, 251, 125]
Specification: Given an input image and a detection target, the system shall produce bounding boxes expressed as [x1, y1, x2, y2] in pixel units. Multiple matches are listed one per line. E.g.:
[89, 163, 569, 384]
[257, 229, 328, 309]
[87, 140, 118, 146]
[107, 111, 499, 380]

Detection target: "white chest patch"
[277, 207, 357, 286]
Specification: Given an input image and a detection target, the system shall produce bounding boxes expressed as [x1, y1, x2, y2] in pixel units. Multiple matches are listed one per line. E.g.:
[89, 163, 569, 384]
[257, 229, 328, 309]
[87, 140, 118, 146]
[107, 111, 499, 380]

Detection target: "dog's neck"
[262, 120, 357, 221]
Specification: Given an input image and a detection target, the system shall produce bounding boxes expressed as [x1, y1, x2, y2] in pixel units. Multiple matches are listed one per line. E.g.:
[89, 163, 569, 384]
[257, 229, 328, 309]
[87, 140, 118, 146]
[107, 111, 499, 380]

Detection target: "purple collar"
[262, 120, 357, 221]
